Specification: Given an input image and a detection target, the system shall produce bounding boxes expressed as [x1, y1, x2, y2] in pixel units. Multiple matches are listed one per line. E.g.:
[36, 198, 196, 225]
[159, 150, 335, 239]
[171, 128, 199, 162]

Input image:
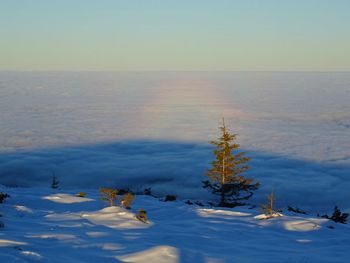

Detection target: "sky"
[1, 0, 350, 71]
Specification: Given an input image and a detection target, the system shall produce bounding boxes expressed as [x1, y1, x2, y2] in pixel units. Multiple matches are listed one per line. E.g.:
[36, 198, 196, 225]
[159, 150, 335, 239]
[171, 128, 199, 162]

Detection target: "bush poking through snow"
[0, 192, 8, 228]
[51, 174, 59, 189]
[76, 192, 86, 198]
[0, 192, 10, 203]
[260, 190, 282, 219]
[261, 190, 275, 216]
[136, 209, 147, 223]
[164, 195, 176, 202]
[203, 118, 259, 207]
[120, 193, 134, 209]
[320, 206, 348, 224]
[287, 206, 307, 215]
[143, 188, 152, 196]
[100, 188, 118, 206]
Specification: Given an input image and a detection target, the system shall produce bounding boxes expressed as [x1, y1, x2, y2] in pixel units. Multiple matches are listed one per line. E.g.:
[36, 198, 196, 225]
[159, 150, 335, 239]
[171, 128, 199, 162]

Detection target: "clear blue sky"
[1, 0, 349, 71]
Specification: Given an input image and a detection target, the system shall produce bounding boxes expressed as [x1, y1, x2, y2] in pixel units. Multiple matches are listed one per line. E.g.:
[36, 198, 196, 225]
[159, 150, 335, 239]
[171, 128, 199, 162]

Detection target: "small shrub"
[0, 192, 10, 203]
[320, 206, 348, 224]
[120, 193, 135, 209]
[76, 192, 86, 198]
[195, 201, 204, 207]
[51, 174, 59, 189]
[136, 209, 147, 223]
[261, 190, 281, 219]
[164, 195, 176, 202]
[100, 188, 118, 206]
[287, 206, 307, 215]
[0, 193, 9, 229]
[143, 188, 152, 196]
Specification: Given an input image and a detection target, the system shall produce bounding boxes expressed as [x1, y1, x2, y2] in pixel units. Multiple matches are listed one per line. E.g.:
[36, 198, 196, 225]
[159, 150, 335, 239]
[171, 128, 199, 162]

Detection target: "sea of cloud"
[0, 71, 349, 212]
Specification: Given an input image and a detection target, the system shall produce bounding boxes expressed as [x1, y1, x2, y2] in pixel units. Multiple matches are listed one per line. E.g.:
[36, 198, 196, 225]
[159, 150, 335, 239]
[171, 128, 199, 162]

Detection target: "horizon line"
[1, 70, 350, 73]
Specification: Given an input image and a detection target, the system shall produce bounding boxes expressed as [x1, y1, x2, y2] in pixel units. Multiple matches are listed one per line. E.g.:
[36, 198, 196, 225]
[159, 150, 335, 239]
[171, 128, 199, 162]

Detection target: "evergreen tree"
[203, 118, 259, 207]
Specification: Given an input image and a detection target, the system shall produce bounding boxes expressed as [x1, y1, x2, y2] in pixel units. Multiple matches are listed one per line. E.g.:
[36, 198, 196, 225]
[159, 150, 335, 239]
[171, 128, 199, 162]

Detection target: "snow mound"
[117, 245, 178, 263]
[283, 219, 324, 232]
[198, 208, 251, 218]
[0, 239, 27, 247]
[15, 205, 33, 213]
[254, 212, 283, 220]
[0, 188, 349, 263]
[42, 193, 94, 204]
[82, 206, 151, 229]
[20, 251, 43, 261]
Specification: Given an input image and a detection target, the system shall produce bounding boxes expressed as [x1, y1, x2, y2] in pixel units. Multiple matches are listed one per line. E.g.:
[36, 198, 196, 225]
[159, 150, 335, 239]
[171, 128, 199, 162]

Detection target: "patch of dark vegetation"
[287, 206, 307, 215]
[117, 189, 131, 195]
[0, 192, 9, 228]
[217, 202, 246, 208]
[0, 192, 10, 203]
[142, 188, 157, 197]
[164, 195, 177, 202]
[51, 173, 59, 189]
[143, 188, 152, 196]
[319, 206, 348, 224]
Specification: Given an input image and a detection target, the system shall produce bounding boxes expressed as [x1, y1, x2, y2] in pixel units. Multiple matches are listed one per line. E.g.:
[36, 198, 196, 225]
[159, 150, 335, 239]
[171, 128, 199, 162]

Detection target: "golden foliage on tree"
[136, 208, 147, 223]
[99, 188, 118, 206]
[120, 193, 135, 209]
[203, 118, 259, 207]
[261, 190, 276, 216]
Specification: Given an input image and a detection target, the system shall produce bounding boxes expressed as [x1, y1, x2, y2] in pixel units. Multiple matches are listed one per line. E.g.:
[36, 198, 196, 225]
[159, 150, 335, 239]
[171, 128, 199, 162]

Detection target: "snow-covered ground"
[1, 188, 349, 263]
[0, 72, 349, 212]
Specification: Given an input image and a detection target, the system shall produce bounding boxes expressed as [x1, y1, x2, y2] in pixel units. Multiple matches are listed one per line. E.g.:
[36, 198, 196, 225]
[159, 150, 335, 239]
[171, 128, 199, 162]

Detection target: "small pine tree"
[136, 208, 147, 223]
[120, 193, 135, 209]
[51, 173, 59, 189]
[100, 188, 118, 206]
[203, 118, 259, 207]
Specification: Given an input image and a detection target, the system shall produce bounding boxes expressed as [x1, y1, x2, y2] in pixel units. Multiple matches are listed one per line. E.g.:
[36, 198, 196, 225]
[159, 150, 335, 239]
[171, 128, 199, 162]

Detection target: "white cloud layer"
[0, 72, 349, 212]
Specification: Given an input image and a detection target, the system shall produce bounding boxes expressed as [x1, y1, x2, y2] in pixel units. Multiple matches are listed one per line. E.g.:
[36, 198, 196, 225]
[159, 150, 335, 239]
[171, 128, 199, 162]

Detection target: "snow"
[0, 188, 349, 263]
[116, 246, 178, 263]
[42, 194, 94, 204]
[81, 206, 152, 229]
